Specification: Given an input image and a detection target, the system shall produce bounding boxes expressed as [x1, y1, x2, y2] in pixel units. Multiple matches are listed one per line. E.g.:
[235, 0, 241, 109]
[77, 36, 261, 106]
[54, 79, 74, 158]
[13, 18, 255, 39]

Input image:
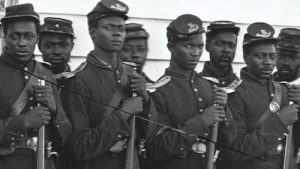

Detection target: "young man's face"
[206, 31, 237, 68]
[170, 34, 204, 71]
[276, 49, 300, 81]
[119, 38, 148, 70]
[39, 33, 73, 73]
[90, 16, 126, 52]
[244, 43, 277, 80]
[5, 20, 38, 64]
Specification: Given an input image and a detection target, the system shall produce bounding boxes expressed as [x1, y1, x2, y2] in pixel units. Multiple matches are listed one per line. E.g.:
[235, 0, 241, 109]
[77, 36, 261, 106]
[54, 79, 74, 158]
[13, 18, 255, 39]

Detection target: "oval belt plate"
[26, 137, 38, 152]
[192, 142, 207, 154]
[269, 101, 280, 113]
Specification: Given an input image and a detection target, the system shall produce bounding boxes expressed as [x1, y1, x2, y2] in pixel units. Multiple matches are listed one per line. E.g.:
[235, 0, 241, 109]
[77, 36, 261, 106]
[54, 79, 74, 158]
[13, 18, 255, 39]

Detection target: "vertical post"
[37, 79, 45, 169]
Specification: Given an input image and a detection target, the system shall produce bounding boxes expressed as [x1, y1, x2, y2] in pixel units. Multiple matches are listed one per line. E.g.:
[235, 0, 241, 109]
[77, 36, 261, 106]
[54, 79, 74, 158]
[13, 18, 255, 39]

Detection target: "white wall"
[18, 0, 300, 80]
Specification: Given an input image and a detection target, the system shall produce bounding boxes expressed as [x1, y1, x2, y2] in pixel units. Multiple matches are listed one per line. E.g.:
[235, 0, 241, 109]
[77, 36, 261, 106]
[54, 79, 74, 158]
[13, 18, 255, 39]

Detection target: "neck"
[93, 47, 117, 66]
[53, 64, 68, 74]
[210, 62, 231, 77]
[169, 60, 193, 77]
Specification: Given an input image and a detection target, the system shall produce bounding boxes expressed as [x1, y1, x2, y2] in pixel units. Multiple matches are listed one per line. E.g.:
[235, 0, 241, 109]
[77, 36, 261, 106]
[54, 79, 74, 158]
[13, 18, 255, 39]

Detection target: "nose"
[192, 47, 202, 57]
[18, 36, 27, 47]
[222, 45, 230, 53]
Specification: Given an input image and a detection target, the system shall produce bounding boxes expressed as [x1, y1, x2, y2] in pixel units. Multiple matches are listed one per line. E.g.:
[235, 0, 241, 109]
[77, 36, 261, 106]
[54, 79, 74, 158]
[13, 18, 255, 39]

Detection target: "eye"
[185, 44, 192, 48]
[8, 33, 19, 40]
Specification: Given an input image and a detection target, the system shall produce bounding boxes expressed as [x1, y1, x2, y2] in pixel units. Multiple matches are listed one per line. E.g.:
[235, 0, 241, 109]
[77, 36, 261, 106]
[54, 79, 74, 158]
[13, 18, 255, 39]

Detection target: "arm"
[228, 92, 287, 162]
[61, 78, 131, 160]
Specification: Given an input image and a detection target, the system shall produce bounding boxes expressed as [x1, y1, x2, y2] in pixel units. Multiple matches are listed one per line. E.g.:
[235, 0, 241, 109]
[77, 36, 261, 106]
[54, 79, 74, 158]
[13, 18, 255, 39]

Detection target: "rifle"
[37, 79, 46, 169]
[123, 62, 139, 169]
[206, 83, 239, 169]
[282, 77, 300, 169]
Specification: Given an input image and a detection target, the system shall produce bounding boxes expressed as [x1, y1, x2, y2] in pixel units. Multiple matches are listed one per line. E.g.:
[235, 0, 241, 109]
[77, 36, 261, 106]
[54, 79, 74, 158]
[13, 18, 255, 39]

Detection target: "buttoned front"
[228, 68, 292, 169]
[148, 69, 223, 169]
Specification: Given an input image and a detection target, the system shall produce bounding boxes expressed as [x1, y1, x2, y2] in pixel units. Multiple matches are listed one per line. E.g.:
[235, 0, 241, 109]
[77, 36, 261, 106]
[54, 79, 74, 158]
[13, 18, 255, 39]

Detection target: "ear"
[205, 43, 209, 52]
[89, 27, 96, 40]
[167, 42, 175, 54]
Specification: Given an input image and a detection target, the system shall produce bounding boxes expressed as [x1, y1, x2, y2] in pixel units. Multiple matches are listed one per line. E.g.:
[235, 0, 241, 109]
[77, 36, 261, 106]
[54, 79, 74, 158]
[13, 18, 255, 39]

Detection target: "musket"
[282, 77, 300, 169]
[206, 83, 238, 169]
[123, 62, 139, 169]
[37, 79, 46, 169]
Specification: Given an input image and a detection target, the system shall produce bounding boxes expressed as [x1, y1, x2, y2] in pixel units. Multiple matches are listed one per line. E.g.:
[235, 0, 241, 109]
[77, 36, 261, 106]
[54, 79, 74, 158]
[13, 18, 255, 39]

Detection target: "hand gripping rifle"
[37, 79, 46, 169]
[123, 62, 139, 169]
[206, 82, 239, 169]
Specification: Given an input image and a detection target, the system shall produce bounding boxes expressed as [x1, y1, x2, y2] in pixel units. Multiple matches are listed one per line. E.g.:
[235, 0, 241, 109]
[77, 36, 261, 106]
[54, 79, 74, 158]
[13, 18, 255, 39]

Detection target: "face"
[119, 38, 148, 70]
[90, 16, 126, 52]
[39, 33, 74, 73]
[206, 32, 237, 68]
[5, 21, 38, 64]
[244, 43, 277, 80]
[276, 49, 300, 81]
[170, 34, 204, 71]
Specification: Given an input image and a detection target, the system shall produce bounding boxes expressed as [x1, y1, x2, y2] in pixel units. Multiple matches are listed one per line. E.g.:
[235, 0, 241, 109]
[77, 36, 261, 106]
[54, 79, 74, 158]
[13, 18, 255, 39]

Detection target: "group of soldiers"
[0, 0, 300, 169]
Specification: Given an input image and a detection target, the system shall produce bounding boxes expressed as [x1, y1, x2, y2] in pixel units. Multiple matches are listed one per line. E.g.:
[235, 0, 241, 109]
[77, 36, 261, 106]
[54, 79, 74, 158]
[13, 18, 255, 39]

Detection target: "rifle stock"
[207, 123, 218, 169]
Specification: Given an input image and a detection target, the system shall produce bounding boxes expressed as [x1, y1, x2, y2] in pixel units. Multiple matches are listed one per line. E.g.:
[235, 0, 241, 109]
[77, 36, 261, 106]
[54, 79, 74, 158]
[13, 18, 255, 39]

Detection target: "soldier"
[118, 23, 153, 82]
[228, 22, 299, 169]
[274, 28, 300, 168]
[60, 0, 157, 169]
[0, 3, 71, 169]
[199, 20, 240, 168]
[39, 17, 75, 85]
[147, 14, 234, 169]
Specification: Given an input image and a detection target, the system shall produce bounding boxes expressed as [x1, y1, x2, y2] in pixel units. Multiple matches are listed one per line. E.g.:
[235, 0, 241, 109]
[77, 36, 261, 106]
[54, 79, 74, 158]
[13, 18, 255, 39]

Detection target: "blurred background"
[1, 0, 300, 81]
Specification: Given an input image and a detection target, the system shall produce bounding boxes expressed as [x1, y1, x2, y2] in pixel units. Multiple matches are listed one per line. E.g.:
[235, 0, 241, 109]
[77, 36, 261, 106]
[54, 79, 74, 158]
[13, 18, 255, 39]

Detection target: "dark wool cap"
[167, 14, 205, 42]
[206, 20, 240, 35]
[1, 3, 40, 25]
[41, 17, 75, 38]
[277, 28, 300, 52]
[125, 23, 149, 39]
[87, 0, 128, 27]
[243, 22, 276, 47]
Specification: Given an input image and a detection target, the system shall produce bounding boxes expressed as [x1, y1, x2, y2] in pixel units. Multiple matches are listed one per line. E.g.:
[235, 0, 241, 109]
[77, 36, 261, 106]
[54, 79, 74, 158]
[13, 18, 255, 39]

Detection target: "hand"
[24, 106, 51, 129]
[278, 104, 299, 126]
[213, 85, 228, 106]
[130, 73, 149, 103]
[200, 105, 226, 127]
[287, 84, 300, 105]
[33, 85, 57, 113]
[120, 97, 144, 120]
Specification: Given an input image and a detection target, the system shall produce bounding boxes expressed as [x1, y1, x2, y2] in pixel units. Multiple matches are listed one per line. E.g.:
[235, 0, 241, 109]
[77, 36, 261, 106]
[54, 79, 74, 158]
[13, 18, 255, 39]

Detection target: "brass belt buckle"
[192, 142, 207, 154]
[26, 137, 38, 152]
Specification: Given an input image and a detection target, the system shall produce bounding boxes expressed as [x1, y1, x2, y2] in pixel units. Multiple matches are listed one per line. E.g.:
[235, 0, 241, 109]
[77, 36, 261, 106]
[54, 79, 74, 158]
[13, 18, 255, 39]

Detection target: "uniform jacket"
[0, 52, 72, 169]
[199, 61, 239, 168]
[61, 51, 157, 169]
[147, 68, 235, 169]
[228, 68, 297, 169]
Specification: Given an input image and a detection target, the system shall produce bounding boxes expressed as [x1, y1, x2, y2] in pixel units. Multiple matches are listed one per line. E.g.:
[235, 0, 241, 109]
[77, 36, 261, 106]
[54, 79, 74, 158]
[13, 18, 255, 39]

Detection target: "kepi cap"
[206, 20, 240, 35]
[167, 14, 205, 42]
[1, 3, 39, 25]
[125, 23, 149, 39]
[40, 17, 75, 38]
[277, 28, 300, 52]
[243, 22, 276, 46]
[87, 0, 129, 27]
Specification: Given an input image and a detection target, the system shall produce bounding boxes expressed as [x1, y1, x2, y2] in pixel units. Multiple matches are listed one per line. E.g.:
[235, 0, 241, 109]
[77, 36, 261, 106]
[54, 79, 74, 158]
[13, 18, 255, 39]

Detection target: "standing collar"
[87, 51, 122, 71]
[200, 61, 235, 80]
[165, 68, 196, 80]
[1, 51, 35, 71]
[240, 67, 272, 85]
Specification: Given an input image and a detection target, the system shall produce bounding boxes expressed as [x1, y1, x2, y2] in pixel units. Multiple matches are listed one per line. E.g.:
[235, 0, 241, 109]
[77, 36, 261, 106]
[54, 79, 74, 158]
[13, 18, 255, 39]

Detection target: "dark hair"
[206, 30, 237, 44]
[243, 40, 277, 56]
[38, 32, 74, 47]
[2, 17, 40, 35]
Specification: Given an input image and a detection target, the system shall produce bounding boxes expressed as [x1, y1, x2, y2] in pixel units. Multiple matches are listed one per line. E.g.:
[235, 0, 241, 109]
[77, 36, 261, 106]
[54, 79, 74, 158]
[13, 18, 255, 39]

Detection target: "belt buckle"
[270, 101, 280, 113]
[192, 142, 207, 154]
[26, 137, 37, 152]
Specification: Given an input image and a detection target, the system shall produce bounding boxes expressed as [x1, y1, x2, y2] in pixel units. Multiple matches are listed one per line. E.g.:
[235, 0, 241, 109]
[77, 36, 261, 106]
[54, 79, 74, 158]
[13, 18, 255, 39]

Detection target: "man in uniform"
[0, 3, 71, 169]
[200, 20, 240, 86]
[39, 17, 75, 85]
[228, 22, 299, 169]
[274, 28, 300, 168]
[199, 20, 240, 168]
[61, 0, 157, 169]
[147, 14, 234, 169]
[118, 23, 153, 82]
